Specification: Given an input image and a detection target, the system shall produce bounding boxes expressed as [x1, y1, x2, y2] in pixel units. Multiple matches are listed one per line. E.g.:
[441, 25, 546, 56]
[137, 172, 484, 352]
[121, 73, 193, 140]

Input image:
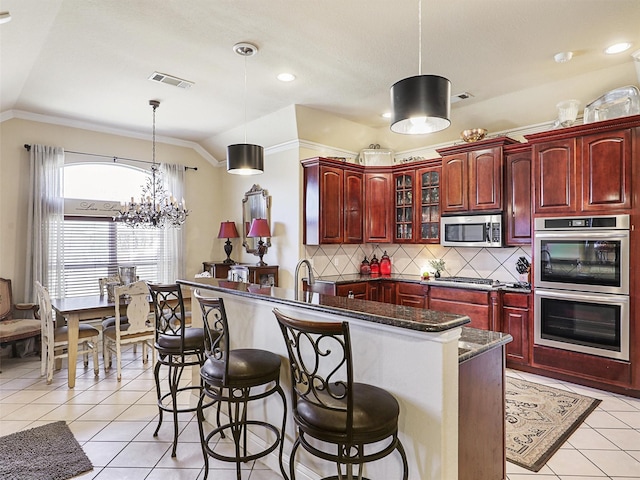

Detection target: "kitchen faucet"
[294, 259, 315, 301]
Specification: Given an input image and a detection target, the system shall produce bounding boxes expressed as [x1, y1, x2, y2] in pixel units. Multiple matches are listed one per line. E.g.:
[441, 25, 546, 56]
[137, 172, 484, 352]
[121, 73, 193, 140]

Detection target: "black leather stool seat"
[200, 348, 280, 387]
[297, 383, 399, 442]
[194, 291, 287, 480]
[156, 327, 204, 353]
[273, 308, 409, 480]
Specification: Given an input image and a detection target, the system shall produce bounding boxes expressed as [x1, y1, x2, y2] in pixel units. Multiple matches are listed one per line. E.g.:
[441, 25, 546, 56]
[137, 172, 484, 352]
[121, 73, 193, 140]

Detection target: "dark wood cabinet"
[364, 170, 393, 243]
[459, 346, 506, 480]
[527, 119, 635, 215]
[335, 282, 367, 299]
[202, 262, 279, 287]
[437, 137, 519, 214]
[429, 286, 498, 330]
[504, 144, 532, 245]
[581, 129, 632, 212]
[302, 157, 363, 245]
[415, 165, 441, 243]
[532, 138, 577, 214]
[393, 169, 416, 243]
[502, 292, 531, 366]
[396, 282, 428, 308]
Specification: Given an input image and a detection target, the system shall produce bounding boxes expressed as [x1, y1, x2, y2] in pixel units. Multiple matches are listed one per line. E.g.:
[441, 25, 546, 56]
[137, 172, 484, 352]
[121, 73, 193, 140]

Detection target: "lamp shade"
[247, 218, 271, 238]
[227, 143, 264, 175]
[217, 221, 239, 239]
[390, 75, 451, 134]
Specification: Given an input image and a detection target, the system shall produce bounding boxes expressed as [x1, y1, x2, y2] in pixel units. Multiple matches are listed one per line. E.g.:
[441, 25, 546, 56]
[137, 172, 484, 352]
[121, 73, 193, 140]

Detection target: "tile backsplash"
[304, 243, 532, 283]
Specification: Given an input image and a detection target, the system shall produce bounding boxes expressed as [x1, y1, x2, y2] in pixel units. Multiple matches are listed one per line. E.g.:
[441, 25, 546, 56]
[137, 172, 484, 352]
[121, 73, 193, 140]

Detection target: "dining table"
[50, 290, 191, 388]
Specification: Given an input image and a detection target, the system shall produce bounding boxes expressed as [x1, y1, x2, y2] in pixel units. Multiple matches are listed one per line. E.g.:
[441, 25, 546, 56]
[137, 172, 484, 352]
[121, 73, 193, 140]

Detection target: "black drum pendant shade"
[227, 143, 264, 175]
[390, 74, 451, 134]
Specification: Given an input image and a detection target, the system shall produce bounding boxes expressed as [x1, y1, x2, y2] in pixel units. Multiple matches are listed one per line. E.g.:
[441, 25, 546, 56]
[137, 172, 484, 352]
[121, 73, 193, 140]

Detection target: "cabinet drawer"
[503, 292, 530, 308]
[429, 286, 490, 304]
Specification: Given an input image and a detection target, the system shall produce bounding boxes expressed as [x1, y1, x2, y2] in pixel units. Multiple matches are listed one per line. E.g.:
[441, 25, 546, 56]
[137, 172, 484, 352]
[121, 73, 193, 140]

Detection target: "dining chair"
[0, 278, 41, 372]
[273, 308, 409, 480]
[34, 281, 100, 384]
[103, 280, 155, 381]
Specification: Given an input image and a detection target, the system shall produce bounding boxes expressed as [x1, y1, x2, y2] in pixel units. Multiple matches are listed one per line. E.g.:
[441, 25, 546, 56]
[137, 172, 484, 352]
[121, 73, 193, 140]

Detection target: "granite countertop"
[458, 327, 512, 363]
[313, 274, 531, 293]
[178, 277, 471, 333]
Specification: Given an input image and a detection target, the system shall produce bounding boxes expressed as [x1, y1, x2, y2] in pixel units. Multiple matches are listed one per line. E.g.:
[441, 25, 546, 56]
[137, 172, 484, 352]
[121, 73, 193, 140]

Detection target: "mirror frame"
[242, 184, 271, 254]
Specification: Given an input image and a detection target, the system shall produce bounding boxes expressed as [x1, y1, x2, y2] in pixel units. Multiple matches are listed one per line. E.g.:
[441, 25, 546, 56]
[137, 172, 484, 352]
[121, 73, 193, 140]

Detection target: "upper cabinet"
[392, 162, 441, 244]
[526, 115, 639, 216]
[437, 137, 520, 214]
[302, 157, 363, 245]
[504, 143, 532, 245]
[364, 168, 394, 243]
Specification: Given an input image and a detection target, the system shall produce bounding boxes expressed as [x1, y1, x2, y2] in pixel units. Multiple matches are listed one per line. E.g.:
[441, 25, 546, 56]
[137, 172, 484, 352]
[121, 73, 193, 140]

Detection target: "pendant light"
[227, 42, 264, 175]
[390, 0, 451, 134]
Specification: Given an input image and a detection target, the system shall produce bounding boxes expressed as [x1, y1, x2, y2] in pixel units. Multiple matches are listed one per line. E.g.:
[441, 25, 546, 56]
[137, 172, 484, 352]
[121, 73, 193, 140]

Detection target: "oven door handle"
[535, 231, 629, 240]
[534, 288, 629, 304]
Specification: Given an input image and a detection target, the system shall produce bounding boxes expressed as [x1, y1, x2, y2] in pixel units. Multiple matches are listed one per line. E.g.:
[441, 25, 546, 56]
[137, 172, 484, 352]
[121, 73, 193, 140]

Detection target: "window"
[58, 163, 170, 298]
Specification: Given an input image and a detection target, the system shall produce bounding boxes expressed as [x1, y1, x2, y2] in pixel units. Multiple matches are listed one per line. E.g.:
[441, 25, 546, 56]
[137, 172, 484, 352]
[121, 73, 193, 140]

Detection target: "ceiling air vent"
[148, 72, 194, 89]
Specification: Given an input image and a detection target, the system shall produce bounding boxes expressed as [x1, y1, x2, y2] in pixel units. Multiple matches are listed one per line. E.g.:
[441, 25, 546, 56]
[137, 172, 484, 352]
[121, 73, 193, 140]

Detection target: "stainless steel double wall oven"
[534, 215, 630, 361]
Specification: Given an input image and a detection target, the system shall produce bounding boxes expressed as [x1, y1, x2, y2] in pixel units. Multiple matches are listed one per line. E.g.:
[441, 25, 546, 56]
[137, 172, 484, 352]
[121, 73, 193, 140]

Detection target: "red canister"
[380, 250, 391, 275]
[370, 254, 380, 274]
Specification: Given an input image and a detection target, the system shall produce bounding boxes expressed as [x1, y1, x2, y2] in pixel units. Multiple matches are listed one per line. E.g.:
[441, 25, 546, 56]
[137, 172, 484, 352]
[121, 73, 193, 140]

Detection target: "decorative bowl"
[460, 128, 487, 143]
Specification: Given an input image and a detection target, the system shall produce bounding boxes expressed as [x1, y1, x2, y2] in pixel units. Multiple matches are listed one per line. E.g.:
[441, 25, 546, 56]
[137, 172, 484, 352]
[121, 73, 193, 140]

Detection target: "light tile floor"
[1, 348, 639, 479]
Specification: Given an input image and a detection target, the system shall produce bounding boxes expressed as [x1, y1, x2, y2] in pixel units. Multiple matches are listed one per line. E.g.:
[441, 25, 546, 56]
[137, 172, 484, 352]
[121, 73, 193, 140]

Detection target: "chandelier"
[115, 100, 188, 228]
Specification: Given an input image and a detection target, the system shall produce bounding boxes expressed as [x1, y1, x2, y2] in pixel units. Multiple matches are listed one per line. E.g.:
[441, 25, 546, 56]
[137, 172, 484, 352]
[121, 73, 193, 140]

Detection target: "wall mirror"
[242, 184, 271, 254]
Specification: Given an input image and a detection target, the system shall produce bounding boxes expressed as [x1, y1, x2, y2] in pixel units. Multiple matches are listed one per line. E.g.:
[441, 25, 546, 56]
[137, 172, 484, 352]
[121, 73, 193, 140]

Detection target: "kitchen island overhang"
[179, 277, 511, 480]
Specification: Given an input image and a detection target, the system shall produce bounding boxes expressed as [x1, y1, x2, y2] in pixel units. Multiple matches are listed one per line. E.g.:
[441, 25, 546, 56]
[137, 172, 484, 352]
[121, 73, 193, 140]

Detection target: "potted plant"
[429, 259, 446, 278]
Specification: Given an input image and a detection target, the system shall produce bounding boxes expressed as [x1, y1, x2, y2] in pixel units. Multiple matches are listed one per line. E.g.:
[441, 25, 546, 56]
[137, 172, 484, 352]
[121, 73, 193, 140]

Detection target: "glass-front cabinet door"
[417, 166, 441, 243]
[393, 171, 415, 242]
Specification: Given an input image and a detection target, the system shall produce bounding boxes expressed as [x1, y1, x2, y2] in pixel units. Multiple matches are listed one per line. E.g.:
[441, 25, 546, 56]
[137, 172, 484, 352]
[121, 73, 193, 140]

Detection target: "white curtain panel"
[25, 145, 65, 300]
[159, 162, 186, 283]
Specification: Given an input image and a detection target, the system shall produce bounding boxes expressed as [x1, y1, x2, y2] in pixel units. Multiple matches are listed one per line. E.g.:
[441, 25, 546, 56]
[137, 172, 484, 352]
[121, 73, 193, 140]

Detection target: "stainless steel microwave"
[441, 214, 503, 247]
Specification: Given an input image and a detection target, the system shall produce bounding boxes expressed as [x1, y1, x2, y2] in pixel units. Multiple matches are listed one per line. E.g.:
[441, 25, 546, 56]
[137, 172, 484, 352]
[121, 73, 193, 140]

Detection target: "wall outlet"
[333, 258, 339, 267]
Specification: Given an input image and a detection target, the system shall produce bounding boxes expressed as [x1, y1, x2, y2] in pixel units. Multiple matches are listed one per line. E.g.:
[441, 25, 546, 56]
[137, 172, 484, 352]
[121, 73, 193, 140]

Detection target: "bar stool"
[273, 308, 409, 480]
[194, 291, 287, 480]
[148, 283, 209, 457]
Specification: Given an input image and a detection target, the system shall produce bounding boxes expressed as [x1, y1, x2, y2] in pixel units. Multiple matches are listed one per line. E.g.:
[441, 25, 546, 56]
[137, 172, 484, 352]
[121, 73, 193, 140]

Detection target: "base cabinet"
[396, 282, 428, 308]
[459, 347, 506, 480]
[429, 286, 497, 330]
[502, 292, 531, 366]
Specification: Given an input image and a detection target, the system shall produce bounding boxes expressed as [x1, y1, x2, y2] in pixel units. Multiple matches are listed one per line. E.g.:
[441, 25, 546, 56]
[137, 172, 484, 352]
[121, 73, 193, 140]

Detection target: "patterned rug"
[0, 421, 93, 480]
[505, 377, 601, 472]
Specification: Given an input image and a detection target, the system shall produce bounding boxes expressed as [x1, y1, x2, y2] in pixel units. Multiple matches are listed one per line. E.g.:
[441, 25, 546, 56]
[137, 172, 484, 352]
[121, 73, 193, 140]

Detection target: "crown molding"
[1, 109, 219, 166]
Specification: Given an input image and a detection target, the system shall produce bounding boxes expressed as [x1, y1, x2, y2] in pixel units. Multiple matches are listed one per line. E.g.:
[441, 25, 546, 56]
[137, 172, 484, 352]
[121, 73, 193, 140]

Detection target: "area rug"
[0, 421, 93, 480]
[505, 377, 601, 472]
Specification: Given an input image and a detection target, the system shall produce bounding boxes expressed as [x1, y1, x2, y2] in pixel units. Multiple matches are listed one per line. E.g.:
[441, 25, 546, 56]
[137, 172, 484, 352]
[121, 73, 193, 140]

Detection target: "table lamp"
[247, 218, 271, 266]
[218, 221, 240, 264]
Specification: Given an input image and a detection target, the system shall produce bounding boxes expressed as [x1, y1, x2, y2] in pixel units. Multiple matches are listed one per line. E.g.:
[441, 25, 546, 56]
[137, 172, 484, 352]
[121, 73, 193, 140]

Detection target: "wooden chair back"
[114, 281, 151, 339]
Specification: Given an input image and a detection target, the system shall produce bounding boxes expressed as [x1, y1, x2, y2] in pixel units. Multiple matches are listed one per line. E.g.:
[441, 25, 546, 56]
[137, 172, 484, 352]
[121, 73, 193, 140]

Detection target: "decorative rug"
[505, 377, 601, 472]
[0, 421, 93, 480]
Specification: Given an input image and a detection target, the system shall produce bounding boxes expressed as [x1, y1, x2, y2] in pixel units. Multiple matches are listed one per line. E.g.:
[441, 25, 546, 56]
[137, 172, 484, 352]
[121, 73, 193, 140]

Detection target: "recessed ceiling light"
[381, 112, 391, 119]
[0, 11, 11, 24]
[605, 42, 632, 55]
[554, 51, 573, 63]
[277, 73, 296, 82]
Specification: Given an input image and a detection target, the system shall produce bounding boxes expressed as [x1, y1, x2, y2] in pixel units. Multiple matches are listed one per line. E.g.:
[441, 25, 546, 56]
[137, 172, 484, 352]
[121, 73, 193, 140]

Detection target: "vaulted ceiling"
[2, 0, 639, 162]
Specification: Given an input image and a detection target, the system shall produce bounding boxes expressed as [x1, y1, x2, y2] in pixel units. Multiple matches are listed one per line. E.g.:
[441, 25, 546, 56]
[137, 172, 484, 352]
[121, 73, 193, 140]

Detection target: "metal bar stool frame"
[273, 308, 409, 480]
[148, 283, 214, 457]
[195, 291, 287, 480]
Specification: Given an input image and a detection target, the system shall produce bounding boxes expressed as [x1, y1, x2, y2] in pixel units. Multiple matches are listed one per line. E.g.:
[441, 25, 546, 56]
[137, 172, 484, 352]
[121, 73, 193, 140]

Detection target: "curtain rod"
[23, 144, 198, 171]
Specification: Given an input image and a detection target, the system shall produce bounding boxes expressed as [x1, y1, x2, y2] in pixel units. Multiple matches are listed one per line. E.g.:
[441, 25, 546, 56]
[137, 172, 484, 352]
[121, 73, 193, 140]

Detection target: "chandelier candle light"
[247, 218, 271, 266]
[115, 100, 188, 228]
[218, 221, 240, 264]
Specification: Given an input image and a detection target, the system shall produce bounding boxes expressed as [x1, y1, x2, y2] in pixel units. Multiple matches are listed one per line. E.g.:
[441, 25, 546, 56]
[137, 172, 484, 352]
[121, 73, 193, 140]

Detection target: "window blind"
[60, 217, 166, 297]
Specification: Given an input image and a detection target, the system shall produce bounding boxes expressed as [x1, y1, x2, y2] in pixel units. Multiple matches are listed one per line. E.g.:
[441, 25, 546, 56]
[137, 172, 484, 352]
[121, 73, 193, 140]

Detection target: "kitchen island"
[179, 277, 511, 480]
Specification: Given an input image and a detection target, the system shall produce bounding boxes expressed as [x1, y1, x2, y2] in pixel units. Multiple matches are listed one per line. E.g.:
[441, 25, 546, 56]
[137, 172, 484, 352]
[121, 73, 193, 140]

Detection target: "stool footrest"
[204, 420, 281, 463]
